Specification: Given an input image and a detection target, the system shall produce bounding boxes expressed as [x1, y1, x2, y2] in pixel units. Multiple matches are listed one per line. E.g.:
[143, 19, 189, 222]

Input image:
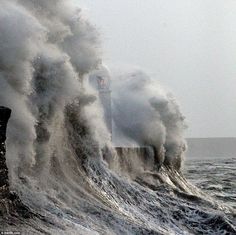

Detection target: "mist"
[76, 0, 236, 138]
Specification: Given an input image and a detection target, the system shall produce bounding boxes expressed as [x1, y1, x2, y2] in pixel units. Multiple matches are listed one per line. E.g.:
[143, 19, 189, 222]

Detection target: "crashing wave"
[0, 0, 235, 234]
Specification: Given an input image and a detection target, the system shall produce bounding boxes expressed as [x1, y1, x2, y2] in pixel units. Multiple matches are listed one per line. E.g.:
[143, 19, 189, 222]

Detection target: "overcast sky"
[75, 0, 236, 138]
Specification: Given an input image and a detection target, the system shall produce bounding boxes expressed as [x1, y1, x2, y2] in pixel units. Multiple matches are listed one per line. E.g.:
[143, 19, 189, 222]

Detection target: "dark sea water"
[184, 138, 236, 210]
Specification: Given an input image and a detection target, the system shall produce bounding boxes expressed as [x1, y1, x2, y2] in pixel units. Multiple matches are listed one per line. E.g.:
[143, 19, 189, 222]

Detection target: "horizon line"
[186, 136, 236, 139]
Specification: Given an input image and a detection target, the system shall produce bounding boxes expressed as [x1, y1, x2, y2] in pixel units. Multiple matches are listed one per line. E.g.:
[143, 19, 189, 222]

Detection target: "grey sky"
[75, 0, 236, 138]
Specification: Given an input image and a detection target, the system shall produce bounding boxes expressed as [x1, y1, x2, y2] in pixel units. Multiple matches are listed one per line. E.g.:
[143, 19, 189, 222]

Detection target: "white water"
[0, 1, 235, 234]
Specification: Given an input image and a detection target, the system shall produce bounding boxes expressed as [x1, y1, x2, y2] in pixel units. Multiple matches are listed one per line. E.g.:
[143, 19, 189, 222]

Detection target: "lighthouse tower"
[89, 66, 112, 134]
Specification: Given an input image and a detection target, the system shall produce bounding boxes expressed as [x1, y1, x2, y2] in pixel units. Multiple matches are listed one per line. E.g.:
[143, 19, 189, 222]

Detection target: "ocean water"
[185, 157, 236, 210]
[2, 138, 236, 234]
[0, 1, 236, 234]
[185, 138, 236, 210]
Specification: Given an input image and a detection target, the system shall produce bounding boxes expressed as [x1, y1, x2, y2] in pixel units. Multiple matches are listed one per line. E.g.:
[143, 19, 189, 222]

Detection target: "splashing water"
[0, 1, 235, 234]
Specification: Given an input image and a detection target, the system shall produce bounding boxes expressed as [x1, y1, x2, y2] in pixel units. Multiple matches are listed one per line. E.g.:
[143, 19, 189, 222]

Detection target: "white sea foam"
[0, 1, 235, 234]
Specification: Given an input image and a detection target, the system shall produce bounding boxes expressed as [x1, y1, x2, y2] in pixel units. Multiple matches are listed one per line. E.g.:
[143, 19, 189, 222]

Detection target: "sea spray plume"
[0, 0, 103, 198]
[82, 84, 112, 150]
[1, 1, 235, 234]
[21, 0, 101, 75]
[149, 94, 187, 169]
[112, 69, 187, 170]
[30, 49, 81, 178]
[0, 1, 46, 182]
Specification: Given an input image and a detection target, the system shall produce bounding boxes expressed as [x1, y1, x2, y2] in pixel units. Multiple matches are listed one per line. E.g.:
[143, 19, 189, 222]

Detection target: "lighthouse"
[89, 66, 112, 135]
